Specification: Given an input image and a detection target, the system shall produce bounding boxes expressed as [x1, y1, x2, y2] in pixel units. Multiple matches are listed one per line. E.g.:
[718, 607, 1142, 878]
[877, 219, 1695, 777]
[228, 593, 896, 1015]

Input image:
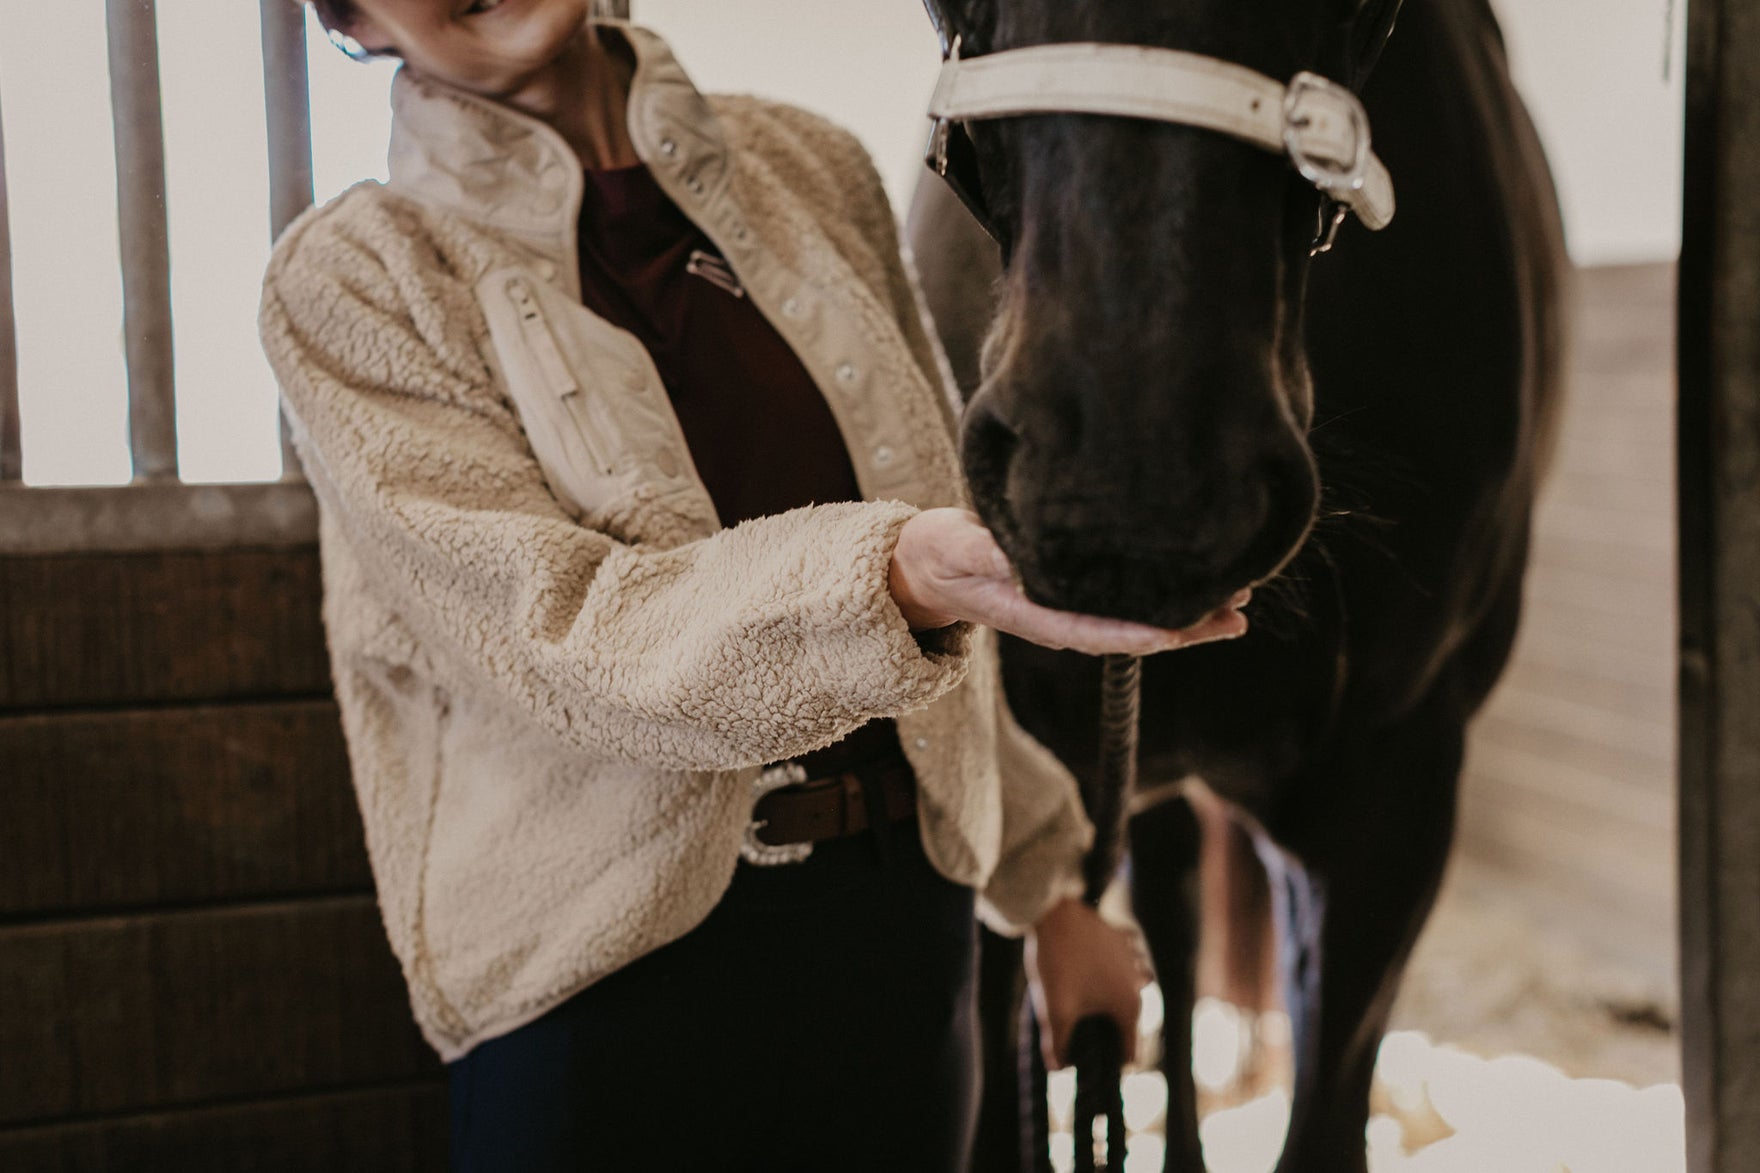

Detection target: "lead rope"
[1067, 654, 1142, 1173]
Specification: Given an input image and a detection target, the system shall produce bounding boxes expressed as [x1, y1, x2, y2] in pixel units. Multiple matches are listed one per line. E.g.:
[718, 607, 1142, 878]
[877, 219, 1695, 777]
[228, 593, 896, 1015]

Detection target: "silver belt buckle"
[741, 762, 814, 867]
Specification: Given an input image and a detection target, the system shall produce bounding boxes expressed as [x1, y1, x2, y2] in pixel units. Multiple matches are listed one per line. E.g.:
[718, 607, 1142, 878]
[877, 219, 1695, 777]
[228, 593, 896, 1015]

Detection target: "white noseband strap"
[927, 42, 1396, 231]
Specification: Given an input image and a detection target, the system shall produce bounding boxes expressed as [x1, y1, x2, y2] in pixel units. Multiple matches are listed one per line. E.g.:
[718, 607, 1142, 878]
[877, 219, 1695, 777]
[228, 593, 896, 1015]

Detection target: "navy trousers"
[447, 819, 979, 1172]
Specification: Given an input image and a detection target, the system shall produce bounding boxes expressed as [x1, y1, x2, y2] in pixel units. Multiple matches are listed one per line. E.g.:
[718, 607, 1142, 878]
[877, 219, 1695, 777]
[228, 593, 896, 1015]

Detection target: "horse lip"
[972, 475, 1285, 628]
[1010, 552, 1249, 632]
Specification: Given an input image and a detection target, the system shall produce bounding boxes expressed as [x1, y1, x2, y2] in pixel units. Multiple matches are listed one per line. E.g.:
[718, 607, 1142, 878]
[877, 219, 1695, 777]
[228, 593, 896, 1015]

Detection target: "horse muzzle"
[960, 395, 1319, 630]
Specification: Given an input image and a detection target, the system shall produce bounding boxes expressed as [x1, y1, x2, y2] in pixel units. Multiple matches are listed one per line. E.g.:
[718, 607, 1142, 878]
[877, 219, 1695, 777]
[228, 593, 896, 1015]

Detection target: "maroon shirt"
[575, 164, 903, 775]
[576, 164, 863, 526]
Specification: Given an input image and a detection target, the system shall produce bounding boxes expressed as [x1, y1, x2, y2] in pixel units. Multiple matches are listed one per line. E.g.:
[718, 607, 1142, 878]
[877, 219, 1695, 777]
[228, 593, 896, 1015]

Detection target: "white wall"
[0, 1, 1687, 487]
[641, 0, 1688, 267]
[1492, 0, 1686, 265]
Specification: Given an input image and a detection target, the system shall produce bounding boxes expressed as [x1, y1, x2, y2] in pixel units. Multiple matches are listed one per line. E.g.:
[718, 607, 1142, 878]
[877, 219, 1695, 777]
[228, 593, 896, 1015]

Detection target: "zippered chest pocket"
[502, 277, 619, 478]
[475, 264, 716, 538]
[477, 268, 634, 523]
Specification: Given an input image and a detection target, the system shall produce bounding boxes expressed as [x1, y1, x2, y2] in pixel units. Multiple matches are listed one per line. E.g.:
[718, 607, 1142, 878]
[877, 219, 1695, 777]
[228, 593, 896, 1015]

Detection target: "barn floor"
[1401, 260, 1680, 1087]
[1064, 853, 1682, 1171]
[1394, 854, 1677, 1089]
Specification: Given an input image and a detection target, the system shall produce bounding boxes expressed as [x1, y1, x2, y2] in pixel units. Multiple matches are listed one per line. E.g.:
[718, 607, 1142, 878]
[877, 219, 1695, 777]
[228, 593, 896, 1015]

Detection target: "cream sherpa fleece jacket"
[259, 23, 1091, 1060]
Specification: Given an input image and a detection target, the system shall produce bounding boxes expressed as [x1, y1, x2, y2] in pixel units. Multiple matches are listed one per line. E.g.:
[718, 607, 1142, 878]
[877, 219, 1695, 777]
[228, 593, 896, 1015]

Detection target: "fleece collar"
[386, 24, 721, 255]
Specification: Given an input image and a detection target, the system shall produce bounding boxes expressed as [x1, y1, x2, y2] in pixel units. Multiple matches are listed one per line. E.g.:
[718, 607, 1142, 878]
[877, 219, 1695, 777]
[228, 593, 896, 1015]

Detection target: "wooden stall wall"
[0, 544, 446, 1171]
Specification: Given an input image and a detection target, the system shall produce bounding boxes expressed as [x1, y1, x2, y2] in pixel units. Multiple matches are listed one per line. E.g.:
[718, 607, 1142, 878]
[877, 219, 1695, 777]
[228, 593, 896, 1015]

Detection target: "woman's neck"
[505, 25, 639, 170]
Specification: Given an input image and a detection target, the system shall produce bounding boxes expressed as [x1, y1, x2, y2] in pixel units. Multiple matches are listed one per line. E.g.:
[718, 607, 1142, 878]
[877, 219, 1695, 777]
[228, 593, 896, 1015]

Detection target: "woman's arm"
[261, 211, 968, 774]
[1027, 898, 1148, 1069]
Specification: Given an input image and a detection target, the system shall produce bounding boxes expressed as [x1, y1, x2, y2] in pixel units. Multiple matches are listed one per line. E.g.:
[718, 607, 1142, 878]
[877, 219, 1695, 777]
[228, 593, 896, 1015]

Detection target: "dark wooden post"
[1677, 0, 1760, 1168]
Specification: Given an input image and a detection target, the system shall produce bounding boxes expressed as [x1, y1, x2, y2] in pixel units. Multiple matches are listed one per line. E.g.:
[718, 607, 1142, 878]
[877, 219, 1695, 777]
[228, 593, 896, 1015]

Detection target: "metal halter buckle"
[925, 33, 962, 177]
[740, 762, 814, 867]
[1282, 71, 1372, 197]
[926, 117, 953, 177]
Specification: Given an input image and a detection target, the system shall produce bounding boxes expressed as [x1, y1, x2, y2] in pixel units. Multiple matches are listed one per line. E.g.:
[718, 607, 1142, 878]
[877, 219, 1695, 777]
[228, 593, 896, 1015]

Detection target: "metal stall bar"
[0, 86, 20, 484]
[105, 0, 178, 483]
[1678, 0, 1760, 1168]
[260, 0, 316, 481]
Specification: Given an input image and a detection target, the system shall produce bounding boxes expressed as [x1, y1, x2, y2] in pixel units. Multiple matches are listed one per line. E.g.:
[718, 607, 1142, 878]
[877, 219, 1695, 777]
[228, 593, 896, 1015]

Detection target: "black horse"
[905, 1, 1566, 1169]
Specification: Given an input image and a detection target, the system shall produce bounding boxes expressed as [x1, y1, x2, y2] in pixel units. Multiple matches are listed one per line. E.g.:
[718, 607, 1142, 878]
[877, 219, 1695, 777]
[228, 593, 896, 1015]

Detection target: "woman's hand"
[1025, 898, 1150, 1070]
[888, 508, 1249, 656]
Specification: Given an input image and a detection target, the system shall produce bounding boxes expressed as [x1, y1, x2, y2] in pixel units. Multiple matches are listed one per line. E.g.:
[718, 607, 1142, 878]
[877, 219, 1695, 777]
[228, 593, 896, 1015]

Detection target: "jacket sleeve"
[977, 686, 1094, 934]
[260, 204, 970, 774]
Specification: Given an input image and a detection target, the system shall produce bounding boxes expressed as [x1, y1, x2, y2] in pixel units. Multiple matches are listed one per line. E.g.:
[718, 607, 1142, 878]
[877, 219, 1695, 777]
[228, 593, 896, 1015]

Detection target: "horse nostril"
[960, 400, 1045, 570]
[1228, 443, 1319, 586]
[959, 402, 1021, 499]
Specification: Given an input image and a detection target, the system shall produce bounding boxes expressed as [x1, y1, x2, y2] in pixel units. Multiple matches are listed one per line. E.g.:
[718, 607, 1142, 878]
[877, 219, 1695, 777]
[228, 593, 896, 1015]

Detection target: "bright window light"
[1, 2, 131, 486]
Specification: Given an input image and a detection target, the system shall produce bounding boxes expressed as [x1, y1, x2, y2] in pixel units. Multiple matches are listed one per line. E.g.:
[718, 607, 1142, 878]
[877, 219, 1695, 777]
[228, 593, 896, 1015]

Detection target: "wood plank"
[0, 702, 368, 918]
[0, 899, 438, 1126]
[1474, 698, 1672, 782]
[1457, 772, 1674, 916]
[1522, 563, 1675, 628]
[1452, 814, 1675, 990]
[1491, 653, 1672, 725]
[1539, 469, 1672, 516]
[1465, 739, 1671, 832]
[0, 547, 329, 711]
[0, 483, 318, 557]
[1552, 423, 1675, 475]
[1508, 627, 1673, 686]
[0, 1083, 445, 1173]
[1456, 806, 1673, 928]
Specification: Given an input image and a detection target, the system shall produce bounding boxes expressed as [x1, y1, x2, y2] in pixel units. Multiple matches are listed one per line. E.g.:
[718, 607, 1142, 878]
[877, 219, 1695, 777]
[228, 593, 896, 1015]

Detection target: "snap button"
[537, 259, 559, 282]
[730, 225, 749, 243]
[835, 362, 857, 384]
[873, 445, 895, 467]
[782, 298, 803, 318]
[686, 176, 705, 195]
[660, 138, 678, 157]
[913, 737, 929, 751]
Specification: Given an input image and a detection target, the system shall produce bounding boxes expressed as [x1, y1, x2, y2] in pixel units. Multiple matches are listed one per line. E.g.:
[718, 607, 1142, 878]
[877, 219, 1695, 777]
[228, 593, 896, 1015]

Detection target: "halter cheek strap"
[926, 41, 1396, 232]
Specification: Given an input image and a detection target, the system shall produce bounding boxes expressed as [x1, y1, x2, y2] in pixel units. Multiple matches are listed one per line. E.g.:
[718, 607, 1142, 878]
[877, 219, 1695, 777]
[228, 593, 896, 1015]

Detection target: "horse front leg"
[1129, 795, 1207, 1173]
[1267, 715, 1463, 1173]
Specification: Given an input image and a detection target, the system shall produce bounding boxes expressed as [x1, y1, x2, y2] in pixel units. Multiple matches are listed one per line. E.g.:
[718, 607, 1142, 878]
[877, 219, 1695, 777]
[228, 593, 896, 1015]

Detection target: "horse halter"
[923, 15, 1399, 254]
